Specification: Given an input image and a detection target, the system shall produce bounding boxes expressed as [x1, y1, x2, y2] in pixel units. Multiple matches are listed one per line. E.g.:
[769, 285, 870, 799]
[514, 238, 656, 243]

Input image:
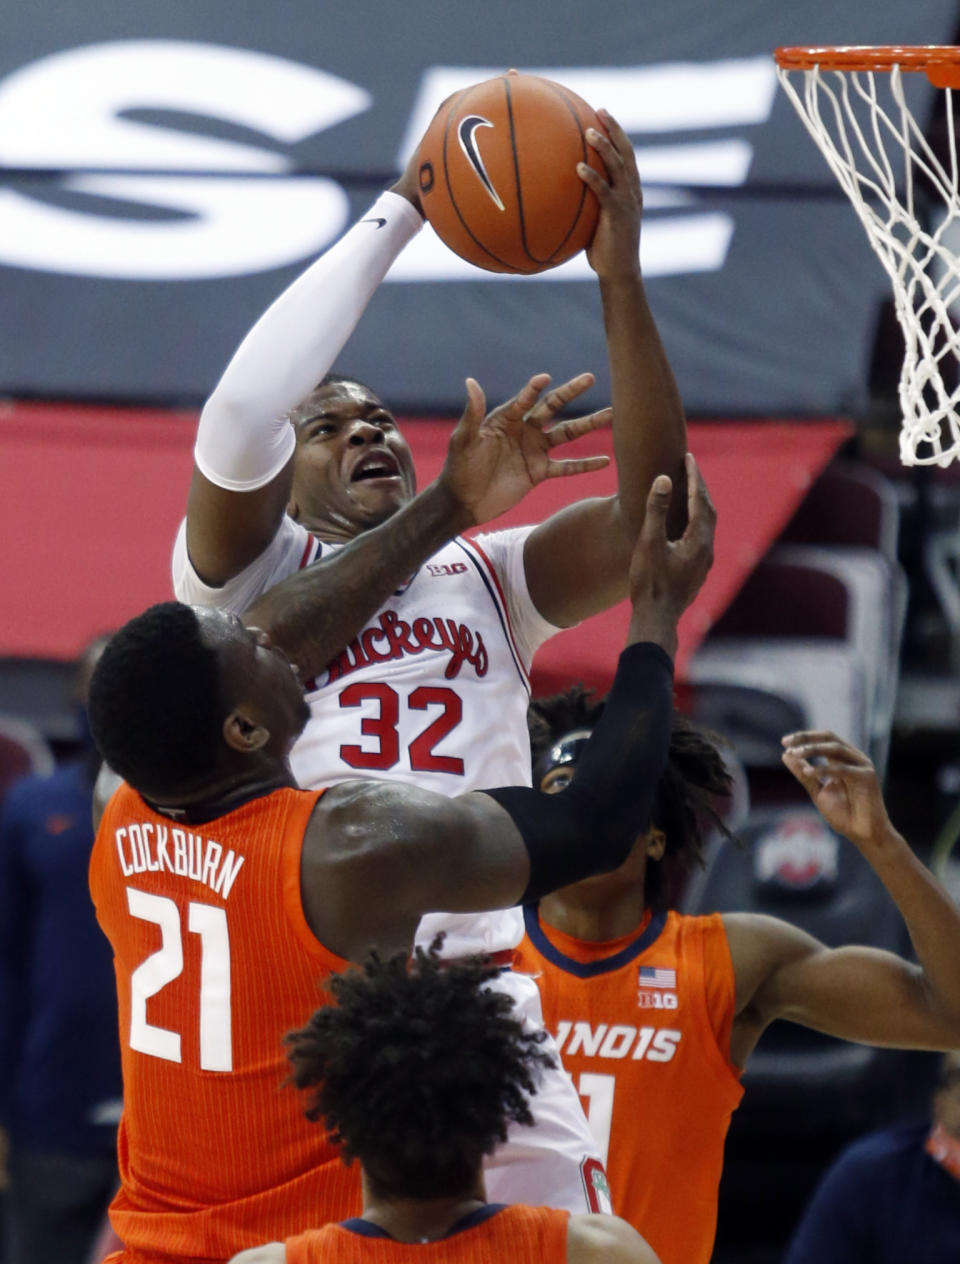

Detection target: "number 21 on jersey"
[126, 887, 233, 1072]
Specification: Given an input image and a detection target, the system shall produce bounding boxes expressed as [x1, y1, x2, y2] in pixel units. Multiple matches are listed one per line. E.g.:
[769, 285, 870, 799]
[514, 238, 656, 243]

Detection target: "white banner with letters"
[0, 0, 956, 413]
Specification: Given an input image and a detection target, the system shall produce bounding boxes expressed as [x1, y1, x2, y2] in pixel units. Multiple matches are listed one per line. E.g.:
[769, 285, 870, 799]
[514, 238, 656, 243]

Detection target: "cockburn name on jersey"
[555, 1021, 682, 1063]
[113, 822, 245, 899]
[319, 609, 489, 686]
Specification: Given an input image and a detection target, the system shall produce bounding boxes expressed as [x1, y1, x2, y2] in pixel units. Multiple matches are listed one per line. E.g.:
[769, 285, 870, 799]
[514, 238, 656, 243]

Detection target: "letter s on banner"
[0, 41, 369, 278]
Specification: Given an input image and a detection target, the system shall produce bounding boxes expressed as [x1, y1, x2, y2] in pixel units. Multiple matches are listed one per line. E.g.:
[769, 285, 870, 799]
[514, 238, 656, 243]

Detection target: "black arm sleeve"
[484, 640, 674, 903]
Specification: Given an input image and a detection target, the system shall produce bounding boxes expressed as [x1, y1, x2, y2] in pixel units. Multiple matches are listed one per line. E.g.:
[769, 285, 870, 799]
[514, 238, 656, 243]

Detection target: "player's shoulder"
[567, 1212, 661, 1263]
[306, 778, 454, 855]
[173, 511, 310, 607]
[471, 523, 536, 554]
[721, 910, 819, 965]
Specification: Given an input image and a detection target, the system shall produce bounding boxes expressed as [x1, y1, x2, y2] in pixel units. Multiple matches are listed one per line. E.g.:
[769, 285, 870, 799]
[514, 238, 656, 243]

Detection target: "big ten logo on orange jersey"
[637, 989, 678, 1009]
[555, 1021, 682, 1063]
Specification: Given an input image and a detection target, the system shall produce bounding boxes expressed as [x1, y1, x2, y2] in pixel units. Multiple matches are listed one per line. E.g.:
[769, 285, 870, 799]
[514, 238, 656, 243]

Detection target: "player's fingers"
[783, 729, 848, 747]
[597, 108, 632, 161]
[458, 377, 487, 431]
[525, 372, 596, 424]
[498, 373, 552, 421]
[586, 125, 623, 172]
[545, 455, 611, 479]
[577, 160, 611, 199]
[781, 749, 825, 795]
[641, 474, 673, 539]
[799, 761, 874, 788]
[684, 453, 716, 537]
[546, 409, 613, 445]
[782, 732, 872, 767]
[783, 741, 873, 769]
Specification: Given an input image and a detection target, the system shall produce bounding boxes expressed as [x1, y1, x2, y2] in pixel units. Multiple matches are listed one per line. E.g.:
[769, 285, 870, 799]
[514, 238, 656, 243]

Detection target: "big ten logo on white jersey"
[555, 1020, 682, 1064]
[289, 538, 535, 798]
[0, 42, 776, 280]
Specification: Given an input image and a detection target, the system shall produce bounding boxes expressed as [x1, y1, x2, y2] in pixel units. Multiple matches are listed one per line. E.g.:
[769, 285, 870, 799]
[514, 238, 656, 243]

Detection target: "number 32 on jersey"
[338, 682, 464, 774]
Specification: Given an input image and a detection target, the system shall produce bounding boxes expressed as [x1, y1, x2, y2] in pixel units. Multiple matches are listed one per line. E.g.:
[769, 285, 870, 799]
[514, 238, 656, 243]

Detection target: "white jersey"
[172, 515, 561, 955]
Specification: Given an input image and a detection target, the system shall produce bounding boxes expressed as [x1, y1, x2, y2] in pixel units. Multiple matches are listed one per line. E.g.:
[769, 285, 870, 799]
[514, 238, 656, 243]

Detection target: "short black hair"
[285, 943, 555, 1200]
[289, 373, 381, 429]
[88, 602, 226, 799]
[529, 687, 734, 908]
[319, 371, 378, 395]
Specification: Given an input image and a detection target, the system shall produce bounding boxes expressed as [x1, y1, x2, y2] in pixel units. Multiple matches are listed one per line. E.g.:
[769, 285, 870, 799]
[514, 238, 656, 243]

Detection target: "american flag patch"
[638, 966, 676, 989]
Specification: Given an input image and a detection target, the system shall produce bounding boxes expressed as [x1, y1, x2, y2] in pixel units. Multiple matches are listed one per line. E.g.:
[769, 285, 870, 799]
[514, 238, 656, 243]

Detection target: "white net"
[777, 60, 960, 466]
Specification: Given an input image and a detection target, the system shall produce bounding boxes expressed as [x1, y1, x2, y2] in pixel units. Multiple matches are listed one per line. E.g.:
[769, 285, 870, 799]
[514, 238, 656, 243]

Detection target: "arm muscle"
[726, 912, 960, 1064]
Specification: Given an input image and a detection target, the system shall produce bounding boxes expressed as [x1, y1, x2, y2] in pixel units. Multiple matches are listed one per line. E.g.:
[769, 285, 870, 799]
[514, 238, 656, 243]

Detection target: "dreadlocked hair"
[285, 940, 554, 1200]
[528, 687, 736, 908]
[527, 685, 606, 770]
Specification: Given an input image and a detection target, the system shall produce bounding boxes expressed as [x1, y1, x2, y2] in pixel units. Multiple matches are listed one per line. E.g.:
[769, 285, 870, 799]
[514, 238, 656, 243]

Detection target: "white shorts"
[482, 968, 612, 1215]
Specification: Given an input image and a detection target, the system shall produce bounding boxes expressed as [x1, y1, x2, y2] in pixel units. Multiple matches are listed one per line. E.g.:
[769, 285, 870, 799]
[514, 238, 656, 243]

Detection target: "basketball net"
[775, 48, 960, 467]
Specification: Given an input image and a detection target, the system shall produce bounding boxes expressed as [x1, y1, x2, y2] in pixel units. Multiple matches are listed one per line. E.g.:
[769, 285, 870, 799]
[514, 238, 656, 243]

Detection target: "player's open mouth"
[350, 452, 402, 483]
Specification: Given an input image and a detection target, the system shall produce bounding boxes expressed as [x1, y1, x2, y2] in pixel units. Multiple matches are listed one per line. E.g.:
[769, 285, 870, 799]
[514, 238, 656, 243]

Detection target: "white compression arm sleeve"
[194, 192, 424, 491]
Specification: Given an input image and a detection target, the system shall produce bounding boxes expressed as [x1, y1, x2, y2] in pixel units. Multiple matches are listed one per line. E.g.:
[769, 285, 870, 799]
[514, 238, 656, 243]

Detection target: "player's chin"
[347, 480, 411, 524]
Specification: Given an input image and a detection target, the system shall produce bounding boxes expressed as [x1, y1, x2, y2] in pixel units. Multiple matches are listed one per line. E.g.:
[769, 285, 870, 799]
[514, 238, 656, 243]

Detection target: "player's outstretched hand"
[439, 371, 612, 525]
[781, 732, 896, 850]
[626, 453, 715, 655]
[579, 109, 642, 281]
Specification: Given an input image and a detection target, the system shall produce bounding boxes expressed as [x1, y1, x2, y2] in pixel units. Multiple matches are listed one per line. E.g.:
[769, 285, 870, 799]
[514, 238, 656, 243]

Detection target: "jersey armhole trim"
[454, 536, 530, 692]
[690, 914, 745, 1095]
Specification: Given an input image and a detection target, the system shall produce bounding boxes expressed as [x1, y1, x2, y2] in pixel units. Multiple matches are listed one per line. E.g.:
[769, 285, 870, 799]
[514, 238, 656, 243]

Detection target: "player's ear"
[223, 708, 270, 753]
[286, 496, 300, 520]
[645, 827, 666, 861]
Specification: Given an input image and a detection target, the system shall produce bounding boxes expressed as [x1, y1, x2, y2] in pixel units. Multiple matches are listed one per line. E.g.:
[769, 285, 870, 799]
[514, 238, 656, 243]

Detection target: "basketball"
[415, 72, 607, 274]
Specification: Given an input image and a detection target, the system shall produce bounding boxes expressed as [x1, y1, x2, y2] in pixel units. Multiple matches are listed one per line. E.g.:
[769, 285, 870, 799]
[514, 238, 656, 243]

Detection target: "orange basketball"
[416, 72, 606, 274]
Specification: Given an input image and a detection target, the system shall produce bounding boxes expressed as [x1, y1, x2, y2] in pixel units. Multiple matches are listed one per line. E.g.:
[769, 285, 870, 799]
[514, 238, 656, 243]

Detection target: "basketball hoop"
[775, 45, 960, 467]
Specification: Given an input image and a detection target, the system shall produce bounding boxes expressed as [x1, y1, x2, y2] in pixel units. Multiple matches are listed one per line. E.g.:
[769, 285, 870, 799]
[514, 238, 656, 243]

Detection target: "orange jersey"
[285, 1204, 568, 1263]
[90, 783, 362, 1261]
[515, 908, 743, 1264]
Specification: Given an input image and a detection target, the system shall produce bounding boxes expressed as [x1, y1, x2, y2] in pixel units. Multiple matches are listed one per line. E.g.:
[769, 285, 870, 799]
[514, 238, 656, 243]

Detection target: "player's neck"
[360, 1174, 487, 1244]
[539, 887, 649, 943]
[299, 515, 364, 544]
[143, 767, 297, 825]
[292, 506, 397, 545]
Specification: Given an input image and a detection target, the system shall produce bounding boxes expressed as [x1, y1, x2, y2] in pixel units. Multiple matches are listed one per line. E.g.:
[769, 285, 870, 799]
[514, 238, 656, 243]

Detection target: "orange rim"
[775, 45, 960, 89]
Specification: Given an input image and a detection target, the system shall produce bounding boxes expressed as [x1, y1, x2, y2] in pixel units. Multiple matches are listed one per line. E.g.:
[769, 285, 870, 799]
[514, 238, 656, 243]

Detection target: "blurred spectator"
[784, 1051, 960, 1263]
[0, 637, 122, 1264]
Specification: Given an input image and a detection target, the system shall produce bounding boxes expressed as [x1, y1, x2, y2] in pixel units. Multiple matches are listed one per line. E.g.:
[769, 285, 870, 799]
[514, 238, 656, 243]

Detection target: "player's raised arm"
[724, 732, 960, 1066]
[242, 372, 610, 679]
[184, 165, 425, 589]
[522, 110, 688, 627]
[303, 458, 714, 960]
